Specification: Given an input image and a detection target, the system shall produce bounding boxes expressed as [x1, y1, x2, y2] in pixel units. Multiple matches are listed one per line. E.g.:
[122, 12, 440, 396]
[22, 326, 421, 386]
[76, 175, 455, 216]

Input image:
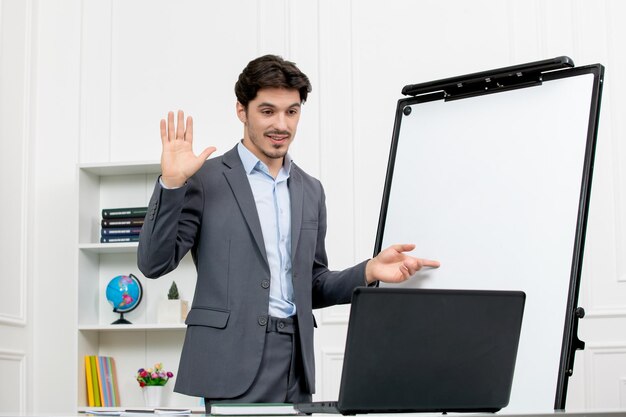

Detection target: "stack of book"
[84, 355, 120, 407]
[100, 207, 148, 243]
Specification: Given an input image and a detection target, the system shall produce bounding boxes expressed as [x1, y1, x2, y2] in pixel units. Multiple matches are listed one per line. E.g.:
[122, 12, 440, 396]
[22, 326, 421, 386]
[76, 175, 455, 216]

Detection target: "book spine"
[84, 356, 95, 407]
[100, 235, 140, 243]
[103, 356, 114, 407]
[102, 357, 111, 407]
[101, 227, 143, 236]
[90, 356, 101, 407]
[110, 357, 121, 407]
[101, 218, 145, 228]
[101, 207, 148, 219]
[105, 356, 119, 407]
[95, 355, 106, 407]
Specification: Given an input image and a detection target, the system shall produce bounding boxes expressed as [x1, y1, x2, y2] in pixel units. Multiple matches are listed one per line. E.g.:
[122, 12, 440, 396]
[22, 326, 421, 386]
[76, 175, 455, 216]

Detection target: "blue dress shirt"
[237, 142, 296, 318]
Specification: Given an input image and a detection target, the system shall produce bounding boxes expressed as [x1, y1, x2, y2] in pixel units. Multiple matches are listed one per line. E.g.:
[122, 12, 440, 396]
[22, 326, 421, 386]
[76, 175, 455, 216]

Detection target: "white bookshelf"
[77, 161, 198, 410]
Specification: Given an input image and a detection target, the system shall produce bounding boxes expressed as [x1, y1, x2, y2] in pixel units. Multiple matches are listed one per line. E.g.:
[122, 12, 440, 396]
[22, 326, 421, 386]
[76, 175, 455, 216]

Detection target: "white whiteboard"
[377, 69, 601, 412]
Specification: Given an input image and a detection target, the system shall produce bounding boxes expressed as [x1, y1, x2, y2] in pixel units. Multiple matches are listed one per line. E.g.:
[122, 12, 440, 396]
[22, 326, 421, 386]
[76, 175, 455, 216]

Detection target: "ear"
[236, 101, 247, 123]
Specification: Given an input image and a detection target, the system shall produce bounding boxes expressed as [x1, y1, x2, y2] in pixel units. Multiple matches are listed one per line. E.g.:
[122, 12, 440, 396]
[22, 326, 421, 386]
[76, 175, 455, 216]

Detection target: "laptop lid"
[335, 287, 526, 414]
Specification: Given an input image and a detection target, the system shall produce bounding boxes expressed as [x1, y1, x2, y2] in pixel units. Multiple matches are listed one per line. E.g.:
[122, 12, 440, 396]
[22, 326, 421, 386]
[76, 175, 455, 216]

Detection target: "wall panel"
[318, 0, 355, 270]
[320, 350, 343, 400]
[0, 0, 30, 326]
[0, 351, 27, 413]
[585, 345, 626, 409]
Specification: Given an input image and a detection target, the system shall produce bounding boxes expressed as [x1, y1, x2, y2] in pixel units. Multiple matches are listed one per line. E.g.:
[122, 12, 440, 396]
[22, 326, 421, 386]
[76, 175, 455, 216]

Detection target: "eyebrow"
[256, 102, 301, 109]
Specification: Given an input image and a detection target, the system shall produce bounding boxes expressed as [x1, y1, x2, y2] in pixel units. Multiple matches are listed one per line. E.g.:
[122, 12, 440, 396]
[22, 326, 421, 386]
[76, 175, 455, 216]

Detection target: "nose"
[274, 113, 288, 131]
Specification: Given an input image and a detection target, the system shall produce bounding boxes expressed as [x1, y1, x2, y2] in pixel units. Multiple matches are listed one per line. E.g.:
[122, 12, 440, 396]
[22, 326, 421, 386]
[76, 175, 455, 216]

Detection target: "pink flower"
[166, 372, 174, 378]
[151, 372, 159, 379]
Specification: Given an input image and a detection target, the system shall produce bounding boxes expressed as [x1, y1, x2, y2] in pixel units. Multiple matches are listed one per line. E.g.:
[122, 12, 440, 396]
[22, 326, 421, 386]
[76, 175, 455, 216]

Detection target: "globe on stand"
[105, 274, 143, 324]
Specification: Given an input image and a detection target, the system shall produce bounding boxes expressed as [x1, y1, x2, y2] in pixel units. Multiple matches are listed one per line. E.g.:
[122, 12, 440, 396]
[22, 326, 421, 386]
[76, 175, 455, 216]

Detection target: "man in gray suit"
[137, 55, 439, 410]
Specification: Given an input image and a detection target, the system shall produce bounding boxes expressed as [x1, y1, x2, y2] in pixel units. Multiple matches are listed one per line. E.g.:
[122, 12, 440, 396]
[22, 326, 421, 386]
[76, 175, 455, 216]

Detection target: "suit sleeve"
[137, 175, 204, 278]
[310, 184, 369, 309]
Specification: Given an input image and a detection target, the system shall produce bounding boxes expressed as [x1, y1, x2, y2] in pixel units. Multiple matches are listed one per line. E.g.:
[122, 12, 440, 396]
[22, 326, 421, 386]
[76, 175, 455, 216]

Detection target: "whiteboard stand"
[374, 56, 604, 412]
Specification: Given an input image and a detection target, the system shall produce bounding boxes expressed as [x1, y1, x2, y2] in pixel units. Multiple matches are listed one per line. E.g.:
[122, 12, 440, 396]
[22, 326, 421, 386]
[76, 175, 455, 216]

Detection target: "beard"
[249, 128, 292, 160]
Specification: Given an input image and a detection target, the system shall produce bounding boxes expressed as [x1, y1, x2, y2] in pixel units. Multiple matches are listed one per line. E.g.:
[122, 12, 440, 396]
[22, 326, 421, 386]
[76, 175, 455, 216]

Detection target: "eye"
[288, 108, 299, 116]
[261, 109, 274, 116]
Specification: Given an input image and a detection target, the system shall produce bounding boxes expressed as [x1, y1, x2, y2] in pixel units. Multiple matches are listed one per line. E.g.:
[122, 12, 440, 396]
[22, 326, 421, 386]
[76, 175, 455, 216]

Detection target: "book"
[108, 356, 121, 407]
[84, 356, 95, 407]
[95, 355, 107, 406]
[102, 207, 148, 219]
[101, 227, 143, 236]
[102, 218, 145, 228]
[89, 356, 102, 407]
[83, 356, 120, 408]
[209, 403, 300, 415]
[101, 235, 140, 243]
[83, 408, 192, 416]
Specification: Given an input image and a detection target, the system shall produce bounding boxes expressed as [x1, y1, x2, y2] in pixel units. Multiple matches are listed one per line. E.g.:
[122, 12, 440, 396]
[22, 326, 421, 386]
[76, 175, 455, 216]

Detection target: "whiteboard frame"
[373, 59, 604, 410]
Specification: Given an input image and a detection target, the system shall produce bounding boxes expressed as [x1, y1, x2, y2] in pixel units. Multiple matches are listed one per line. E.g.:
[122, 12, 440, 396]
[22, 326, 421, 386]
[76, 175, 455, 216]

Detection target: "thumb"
[199, 146, 217, 161]
[391, 243, 416, 253]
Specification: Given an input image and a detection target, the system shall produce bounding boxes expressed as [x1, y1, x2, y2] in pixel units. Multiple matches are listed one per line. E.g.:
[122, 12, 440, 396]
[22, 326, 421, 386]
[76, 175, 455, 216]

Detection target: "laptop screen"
[336, 287, 525, 414]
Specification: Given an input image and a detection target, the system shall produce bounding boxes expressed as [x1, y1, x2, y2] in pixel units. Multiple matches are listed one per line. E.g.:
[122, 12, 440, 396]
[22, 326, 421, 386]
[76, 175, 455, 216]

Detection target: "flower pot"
[157, 299, 189, 324]
[142, 385, 163, 407]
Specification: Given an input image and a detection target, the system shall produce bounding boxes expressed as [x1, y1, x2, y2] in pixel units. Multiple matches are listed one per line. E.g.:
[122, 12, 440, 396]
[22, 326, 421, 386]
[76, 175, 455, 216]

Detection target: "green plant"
[167, 281, 180, 300]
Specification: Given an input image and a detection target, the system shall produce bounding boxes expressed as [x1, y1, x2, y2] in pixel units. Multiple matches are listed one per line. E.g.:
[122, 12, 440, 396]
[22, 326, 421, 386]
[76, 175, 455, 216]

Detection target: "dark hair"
[235, 55, 312, 109]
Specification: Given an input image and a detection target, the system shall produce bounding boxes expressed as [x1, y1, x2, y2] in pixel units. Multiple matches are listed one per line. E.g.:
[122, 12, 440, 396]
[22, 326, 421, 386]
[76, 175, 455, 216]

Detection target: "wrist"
[365, 259, 375, 284]
[161, 175, 186, 189]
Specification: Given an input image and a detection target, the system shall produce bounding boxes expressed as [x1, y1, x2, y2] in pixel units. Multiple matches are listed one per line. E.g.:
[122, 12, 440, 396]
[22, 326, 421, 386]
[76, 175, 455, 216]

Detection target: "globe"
[105, 273, 143, 324]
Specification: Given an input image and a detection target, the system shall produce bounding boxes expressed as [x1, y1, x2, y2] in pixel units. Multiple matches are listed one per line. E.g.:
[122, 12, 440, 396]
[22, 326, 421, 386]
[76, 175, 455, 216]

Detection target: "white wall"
[0, 0, 624, 413]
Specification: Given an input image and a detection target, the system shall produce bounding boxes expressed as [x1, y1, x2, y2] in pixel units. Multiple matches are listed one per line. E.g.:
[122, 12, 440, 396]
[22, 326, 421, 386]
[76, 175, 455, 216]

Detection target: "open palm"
[160, 110, 216, 188]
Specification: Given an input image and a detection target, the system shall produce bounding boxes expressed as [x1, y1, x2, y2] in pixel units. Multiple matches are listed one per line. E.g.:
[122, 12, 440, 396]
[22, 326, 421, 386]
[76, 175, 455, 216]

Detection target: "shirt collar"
[237, 141, 293, 177]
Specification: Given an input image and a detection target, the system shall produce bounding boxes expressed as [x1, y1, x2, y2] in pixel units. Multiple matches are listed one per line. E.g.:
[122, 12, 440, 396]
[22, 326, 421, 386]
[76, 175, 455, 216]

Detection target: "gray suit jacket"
[137, 144, 367, 399]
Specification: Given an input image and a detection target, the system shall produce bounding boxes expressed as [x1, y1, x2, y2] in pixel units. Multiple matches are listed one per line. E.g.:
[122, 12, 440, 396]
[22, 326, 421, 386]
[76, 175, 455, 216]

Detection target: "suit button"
[278, 321, 285, 329]
[261, 279, 270, 289]
[258, 316, 268, 326]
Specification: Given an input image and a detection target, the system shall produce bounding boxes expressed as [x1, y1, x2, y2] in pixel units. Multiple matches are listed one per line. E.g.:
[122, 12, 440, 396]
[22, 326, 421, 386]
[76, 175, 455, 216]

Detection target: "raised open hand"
[160, 110, 216, 188]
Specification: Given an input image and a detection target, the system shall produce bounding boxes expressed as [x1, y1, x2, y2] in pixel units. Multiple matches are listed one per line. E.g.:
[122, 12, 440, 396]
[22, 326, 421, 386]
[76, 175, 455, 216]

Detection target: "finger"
[403, 261, 419, 276]
[403, 258, 440, 275]
[167, 111, 175, 142]
[160, 119, 167, 144]
[391, 243, 416, 253]
[198, 146, 217, 161]
[185, 116, 193, 142]
[420, 259, 441, 269]
[399, 264, 411, 281]
[176, 110, 185, 140]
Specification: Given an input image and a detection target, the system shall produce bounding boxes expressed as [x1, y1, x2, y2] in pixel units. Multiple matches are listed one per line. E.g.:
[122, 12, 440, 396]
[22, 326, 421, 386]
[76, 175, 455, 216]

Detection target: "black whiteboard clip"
[401, 56, 574, 100]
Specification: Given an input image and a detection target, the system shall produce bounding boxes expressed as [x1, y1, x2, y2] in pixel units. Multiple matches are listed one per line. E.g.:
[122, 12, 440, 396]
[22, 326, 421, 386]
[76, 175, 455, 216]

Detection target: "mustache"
[265, 130, 291, 137]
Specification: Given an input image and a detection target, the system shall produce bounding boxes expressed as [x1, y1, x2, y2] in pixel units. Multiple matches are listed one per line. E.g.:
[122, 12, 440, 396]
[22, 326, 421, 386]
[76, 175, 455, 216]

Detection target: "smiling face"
[237, 87, 302, 175]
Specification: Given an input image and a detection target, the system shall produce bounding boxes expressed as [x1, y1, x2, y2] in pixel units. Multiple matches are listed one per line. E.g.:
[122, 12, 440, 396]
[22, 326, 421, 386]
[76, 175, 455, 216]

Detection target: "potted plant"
[157, 281, 189, 324]
[136, 362, 174, 407]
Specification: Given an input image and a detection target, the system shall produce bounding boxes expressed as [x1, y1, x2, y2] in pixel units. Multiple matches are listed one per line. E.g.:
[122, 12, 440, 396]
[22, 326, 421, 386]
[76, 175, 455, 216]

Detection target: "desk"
[2, 410, 626, 417]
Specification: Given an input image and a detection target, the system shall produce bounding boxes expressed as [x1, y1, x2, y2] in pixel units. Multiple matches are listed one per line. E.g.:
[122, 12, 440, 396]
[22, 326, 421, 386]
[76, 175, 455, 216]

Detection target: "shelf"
[79, 242, 139, 254]
[77, 161, 195, 410]
[79, 161, 161, 176]
[79, 323, 186, 331]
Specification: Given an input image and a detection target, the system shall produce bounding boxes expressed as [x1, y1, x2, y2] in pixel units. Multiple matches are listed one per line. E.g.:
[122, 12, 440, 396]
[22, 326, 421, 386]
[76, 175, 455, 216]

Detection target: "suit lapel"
[222, 147, 269, 270]
[289, 166, 304, 259]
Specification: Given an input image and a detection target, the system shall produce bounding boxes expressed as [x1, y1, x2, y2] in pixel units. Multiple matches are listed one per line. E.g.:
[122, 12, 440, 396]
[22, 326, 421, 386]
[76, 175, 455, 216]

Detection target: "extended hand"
[160, 110, 216, 188]
[365, 244, 440, 284]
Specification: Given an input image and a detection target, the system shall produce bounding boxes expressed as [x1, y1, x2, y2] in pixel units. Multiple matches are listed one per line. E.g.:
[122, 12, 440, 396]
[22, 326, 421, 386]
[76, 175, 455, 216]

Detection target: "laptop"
[295, 287, 525, 415]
